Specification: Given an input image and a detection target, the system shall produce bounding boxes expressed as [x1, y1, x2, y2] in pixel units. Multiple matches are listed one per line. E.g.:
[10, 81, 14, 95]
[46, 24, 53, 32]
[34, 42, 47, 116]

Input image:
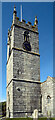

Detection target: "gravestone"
[47, 111, 51, 119]
[32, 109, 38, 119]
[25, 113, 28, 118]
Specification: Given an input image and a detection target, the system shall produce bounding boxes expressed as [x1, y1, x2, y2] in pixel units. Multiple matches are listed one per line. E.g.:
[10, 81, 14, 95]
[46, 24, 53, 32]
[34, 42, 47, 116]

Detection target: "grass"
[0, 118, 55, 120]
[4, 118, 55, 120]
[3, 118, 33, 120]
[51, 118, 55, 120]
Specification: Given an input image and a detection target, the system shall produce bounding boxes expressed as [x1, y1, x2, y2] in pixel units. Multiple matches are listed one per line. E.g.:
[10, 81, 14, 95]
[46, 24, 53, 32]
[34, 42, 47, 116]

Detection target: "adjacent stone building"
[41, 76, 55, 118]
[6, 6, 55, 118]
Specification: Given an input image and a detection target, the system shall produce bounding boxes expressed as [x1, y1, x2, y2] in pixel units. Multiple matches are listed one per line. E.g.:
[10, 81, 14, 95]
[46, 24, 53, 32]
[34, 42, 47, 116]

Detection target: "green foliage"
[0, 102, 2, 118]
[0, 101, 6, 117]
[51, 118, 55, 120]
[2, 101, 6, 117]
[5, 118, 55, 120]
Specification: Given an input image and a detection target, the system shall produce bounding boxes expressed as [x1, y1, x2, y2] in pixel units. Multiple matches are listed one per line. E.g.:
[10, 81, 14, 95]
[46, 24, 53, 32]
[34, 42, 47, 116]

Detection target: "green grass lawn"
[5, 118, 33, 120]
[4, 118, 55, 120]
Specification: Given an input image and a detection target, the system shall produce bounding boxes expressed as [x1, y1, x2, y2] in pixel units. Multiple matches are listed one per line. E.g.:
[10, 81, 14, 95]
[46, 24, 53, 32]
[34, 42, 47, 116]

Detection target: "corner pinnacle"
[13, 5, 17, 14]
[34, 16, 38, 26]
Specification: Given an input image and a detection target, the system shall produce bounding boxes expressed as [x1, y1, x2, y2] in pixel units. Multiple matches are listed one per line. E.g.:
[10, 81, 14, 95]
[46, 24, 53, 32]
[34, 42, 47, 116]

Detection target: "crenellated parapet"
[10, 6, 38, 33]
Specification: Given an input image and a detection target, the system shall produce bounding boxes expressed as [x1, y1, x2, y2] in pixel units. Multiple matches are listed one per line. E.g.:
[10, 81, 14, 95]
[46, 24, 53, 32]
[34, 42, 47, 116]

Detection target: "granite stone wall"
[12, 44, 40, 117]
[13, 79, 41, 118]
[13, 49, 40, 82]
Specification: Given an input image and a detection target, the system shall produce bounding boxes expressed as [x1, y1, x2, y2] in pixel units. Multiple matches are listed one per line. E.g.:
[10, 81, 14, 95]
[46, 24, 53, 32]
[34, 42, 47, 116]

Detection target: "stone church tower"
[6, 6, 41, 118]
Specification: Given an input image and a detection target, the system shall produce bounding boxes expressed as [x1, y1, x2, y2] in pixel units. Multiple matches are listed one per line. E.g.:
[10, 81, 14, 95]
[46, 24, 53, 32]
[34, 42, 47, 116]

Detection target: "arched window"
[47, 95, 51, 103]
[24, 31, 29, 42]
[23, 31, 31, 51]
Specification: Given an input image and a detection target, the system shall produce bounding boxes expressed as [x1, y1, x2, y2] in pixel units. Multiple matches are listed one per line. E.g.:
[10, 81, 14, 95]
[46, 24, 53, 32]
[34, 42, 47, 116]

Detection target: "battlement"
[8, 6, 38, 33]
[10, 18, 38, 34]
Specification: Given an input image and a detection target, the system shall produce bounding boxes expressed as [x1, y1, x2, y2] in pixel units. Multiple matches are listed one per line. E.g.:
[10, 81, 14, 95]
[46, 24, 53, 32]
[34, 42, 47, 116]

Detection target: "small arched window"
[47, 95, 51, 103]
[17, 88, 20, 91]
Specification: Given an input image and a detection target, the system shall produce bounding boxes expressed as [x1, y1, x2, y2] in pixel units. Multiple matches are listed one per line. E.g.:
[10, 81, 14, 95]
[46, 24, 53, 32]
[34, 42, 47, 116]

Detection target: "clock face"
[23, 41, 31, 51]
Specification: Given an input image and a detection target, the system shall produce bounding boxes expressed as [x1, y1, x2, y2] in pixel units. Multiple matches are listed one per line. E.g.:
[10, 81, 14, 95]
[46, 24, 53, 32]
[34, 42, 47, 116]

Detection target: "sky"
[1, 2, 53, 101]
[53, 2, 55, 77]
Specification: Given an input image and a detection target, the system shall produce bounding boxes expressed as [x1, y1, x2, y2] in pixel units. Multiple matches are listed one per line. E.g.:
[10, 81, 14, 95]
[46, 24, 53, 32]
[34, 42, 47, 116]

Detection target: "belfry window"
[47, 95, 51, 103]
[23, 31, 31, 51]
[24, 31, 29, 42]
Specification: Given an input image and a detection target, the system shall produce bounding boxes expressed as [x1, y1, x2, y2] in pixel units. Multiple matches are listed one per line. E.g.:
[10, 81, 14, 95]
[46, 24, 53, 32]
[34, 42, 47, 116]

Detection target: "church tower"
[6, 6, 41, 118]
